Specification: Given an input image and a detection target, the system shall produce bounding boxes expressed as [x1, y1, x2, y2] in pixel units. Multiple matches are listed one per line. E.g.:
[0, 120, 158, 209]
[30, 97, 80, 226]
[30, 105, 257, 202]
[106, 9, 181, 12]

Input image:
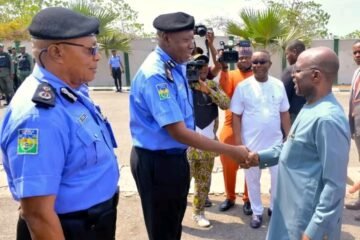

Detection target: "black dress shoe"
[243, 201, 253, 216]
[204, 196, 212, 208]
[219, 199, 235, 211]
[268, 208, 272, 217]
[250, 214, 263, 229]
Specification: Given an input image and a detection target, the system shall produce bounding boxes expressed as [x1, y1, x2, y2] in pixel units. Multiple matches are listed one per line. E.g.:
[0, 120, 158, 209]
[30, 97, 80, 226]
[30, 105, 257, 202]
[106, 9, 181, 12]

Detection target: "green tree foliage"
[227, 7, 309, 69]
[85, 0, 146, 37]
[0, 0, 64, 23]
[227, 7, 307, 51]
[69, 0, 131, 55]
[0, 0, 63, 40]
[266, 0, 330, 39]
[345, 30, 360, 39]
[0, 0, 144, 52]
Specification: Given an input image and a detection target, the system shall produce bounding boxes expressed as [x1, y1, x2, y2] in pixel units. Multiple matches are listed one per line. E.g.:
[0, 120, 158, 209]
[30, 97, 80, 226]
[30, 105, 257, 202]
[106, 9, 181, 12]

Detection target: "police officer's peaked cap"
[153, 12, 194, 32]
[28, 7, 100, 40]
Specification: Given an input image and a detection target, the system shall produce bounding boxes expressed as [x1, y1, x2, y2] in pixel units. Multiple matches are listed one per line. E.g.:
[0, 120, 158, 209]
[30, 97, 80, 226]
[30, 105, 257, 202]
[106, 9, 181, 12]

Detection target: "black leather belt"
[58, 191, 119, 219]
[135, 146, 187, 155]
[160, 148, 187, 155]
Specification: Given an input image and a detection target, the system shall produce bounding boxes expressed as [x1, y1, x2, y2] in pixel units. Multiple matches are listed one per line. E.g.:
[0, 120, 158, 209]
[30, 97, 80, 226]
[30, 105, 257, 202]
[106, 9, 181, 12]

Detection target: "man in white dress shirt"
[230, 50, 291, 228]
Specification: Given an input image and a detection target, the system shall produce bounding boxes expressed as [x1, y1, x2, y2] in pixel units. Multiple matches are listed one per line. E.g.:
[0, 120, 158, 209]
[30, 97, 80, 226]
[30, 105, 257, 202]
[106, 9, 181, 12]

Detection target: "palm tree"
[227, 7, 308, 68]
[70, 0, 131, 57]
[227, 8, 284, 50]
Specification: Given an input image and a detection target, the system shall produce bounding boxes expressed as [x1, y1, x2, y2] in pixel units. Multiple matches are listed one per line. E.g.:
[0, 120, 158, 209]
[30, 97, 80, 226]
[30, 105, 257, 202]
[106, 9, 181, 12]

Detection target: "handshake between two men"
[230, 145, 260, 169]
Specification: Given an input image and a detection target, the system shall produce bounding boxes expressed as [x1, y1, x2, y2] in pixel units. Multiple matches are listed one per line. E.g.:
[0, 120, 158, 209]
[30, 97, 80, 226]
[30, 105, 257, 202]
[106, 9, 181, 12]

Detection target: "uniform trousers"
[188, 155, 214, 215]
[111, 67, 122, 91]
[245, 165, 278, 216]
[0, 68, 14, 103]
[131, 146, 190, 240]
[16, 192, 118, 240]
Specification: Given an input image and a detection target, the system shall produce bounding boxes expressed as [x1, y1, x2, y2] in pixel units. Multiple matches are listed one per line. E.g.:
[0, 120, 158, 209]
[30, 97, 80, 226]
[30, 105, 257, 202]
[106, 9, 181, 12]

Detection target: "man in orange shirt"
[218, 45, 253, 214]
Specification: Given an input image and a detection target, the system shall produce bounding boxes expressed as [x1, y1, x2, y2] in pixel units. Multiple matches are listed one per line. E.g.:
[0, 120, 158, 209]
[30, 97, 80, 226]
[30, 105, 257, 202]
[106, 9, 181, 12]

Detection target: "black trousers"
[16, 192, 118, 240]
[111, 67, 122, 91]
[130, 147, 190, 240]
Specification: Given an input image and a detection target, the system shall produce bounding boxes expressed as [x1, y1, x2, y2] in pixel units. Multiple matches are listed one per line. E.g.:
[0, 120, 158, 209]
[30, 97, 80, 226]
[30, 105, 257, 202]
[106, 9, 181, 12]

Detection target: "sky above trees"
[129, 0, 359, 38]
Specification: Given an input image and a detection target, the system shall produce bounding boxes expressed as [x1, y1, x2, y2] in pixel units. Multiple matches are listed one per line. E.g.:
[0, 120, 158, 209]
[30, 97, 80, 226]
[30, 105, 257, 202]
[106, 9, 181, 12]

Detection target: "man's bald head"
[298, 47, 339, 83]
[293, 47, 339, 103]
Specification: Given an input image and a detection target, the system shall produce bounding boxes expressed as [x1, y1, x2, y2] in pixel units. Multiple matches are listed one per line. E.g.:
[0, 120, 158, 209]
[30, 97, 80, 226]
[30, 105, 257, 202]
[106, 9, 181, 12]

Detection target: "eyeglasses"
[54, 42, 99, 56]
[252, 60, 268, 65]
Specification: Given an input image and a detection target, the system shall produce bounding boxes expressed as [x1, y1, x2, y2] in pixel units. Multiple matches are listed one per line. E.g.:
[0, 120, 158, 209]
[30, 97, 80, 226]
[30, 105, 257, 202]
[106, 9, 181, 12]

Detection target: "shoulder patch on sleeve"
[156, 83, 170, 100]
[17, 129, 39, 155]
[32, 82, 56, 108]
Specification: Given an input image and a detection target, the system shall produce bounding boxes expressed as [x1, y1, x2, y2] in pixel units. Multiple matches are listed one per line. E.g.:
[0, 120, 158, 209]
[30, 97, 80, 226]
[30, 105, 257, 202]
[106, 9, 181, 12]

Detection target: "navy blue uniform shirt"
[129, 46, 194, 150]
[0, 65, 119, 213]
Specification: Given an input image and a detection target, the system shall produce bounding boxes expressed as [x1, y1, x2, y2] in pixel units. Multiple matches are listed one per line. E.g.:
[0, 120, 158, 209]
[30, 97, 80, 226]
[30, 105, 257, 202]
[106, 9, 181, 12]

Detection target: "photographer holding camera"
[192, 26, 222, 79]
[187, 52, 229, 227]
[218, 42, 254, 215]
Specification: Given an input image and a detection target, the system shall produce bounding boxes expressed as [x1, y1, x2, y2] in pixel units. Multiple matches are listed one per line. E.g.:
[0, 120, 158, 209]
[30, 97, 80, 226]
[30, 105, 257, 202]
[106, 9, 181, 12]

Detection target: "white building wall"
[4, 38, 359, 86]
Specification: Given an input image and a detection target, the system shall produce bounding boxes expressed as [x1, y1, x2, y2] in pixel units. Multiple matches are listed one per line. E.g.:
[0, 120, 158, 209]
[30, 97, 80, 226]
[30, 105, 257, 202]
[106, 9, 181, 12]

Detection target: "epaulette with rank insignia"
[32, 82, 56, 108]
[164, 59, 176, 82]
[60, 87, 77, 103]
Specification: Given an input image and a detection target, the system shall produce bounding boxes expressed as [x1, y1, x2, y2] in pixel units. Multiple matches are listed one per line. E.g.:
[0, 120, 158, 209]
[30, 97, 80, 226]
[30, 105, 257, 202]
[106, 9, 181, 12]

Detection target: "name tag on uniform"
[17, 129, 39, 155]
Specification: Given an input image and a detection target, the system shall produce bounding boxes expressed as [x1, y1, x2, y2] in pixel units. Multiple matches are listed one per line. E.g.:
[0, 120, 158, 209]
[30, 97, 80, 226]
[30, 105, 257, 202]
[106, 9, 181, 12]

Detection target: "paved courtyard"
[0, 90, 359, 239]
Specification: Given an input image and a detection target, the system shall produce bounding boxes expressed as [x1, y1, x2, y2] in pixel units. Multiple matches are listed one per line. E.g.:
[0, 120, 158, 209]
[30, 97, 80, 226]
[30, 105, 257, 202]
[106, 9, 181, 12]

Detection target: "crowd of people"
[0, 7, 359, 240]
[0, 44, 32, 106]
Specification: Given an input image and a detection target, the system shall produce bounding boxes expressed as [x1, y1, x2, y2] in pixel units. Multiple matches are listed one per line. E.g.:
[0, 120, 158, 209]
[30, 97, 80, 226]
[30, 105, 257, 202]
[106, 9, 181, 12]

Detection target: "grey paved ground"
[0, 90, 359, 239]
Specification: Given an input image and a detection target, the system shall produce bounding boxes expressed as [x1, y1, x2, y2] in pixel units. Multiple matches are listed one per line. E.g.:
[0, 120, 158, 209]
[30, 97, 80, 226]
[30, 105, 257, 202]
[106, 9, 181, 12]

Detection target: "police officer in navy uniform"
[129, 12, 248, 240]
[0, 7, 119, 240]
[0, 43, 14, 105]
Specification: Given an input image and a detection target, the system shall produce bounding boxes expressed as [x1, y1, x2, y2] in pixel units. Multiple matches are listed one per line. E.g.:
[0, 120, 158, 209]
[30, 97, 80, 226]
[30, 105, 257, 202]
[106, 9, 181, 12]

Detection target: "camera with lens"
[218, 40, 239, 63]
[186, 59, 207, 83]
[194, 24, 207, 37]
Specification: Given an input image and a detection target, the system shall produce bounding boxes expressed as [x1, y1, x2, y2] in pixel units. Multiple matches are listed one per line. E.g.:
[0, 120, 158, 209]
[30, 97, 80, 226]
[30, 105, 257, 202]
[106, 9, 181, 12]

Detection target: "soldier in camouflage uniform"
[187, 54, 230, 227]
[17, 45, 33, 85]
[0, 43, 14, 105]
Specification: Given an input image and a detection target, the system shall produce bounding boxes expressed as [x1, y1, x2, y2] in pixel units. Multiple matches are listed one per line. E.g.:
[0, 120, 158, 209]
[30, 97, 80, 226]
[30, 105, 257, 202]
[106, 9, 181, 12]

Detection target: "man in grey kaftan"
[246, 47, 350, 240]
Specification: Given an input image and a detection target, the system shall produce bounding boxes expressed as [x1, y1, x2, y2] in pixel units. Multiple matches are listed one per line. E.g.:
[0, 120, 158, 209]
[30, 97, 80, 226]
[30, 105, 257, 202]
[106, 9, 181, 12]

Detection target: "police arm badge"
[156, 83, 170, 100]
[17, 129, 39, 155]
